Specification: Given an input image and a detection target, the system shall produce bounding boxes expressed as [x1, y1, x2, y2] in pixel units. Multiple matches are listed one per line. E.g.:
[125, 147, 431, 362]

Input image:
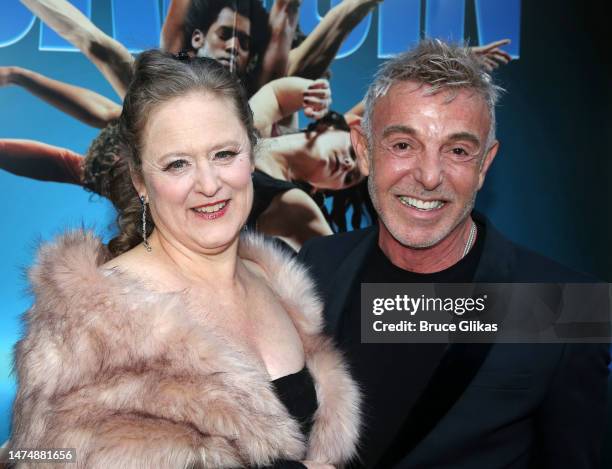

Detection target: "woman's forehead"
[141, 94, 249, 157]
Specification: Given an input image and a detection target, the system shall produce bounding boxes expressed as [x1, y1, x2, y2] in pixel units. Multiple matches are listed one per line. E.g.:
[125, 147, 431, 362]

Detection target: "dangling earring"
[140, 195, 152, 252]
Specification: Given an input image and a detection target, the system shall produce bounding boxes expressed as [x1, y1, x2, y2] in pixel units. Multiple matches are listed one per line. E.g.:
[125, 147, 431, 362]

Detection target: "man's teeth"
[193, 201, 227, 213]
[398, 196, 444, 211]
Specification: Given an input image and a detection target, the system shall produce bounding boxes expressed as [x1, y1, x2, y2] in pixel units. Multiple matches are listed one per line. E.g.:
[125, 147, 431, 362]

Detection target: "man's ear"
[344, 112, 362, 128]
[350, 124, 371, 177]
[477, 140, 499, 190]
[191, 29, 205, 51]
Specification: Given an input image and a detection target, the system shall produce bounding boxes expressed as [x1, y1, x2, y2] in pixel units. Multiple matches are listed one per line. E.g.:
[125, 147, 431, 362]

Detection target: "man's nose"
[225, 36, 241, 53]
[413, 152, 443, 190]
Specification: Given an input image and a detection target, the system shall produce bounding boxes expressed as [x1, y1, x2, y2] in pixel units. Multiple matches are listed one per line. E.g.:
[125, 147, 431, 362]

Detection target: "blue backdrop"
[0, 0, 610, 452]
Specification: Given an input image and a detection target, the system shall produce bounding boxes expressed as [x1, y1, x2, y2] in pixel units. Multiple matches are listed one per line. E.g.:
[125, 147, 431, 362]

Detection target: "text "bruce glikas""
[372, 294, 487, 316]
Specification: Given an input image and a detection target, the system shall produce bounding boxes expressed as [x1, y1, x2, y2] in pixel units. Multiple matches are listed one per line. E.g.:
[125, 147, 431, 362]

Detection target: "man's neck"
[378, 217, 476, 274]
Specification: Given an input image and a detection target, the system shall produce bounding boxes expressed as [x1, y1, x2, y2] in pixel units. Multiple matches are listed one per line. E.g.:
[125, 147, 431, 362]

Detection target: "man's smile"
[397, 195, 446, 211]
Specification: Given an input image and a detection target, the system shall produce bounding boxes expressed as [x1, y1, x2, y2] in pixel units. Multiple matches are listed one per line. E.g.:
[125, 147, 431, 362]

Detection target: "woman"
[248, 111, 366, 250]
[10, 50, 360, 468]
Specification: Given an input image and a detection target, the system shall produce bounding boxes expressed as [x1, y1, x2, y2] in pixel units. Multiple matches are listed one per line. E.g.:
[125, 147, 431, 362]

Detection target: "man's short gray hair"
[362, 39, 504, 150]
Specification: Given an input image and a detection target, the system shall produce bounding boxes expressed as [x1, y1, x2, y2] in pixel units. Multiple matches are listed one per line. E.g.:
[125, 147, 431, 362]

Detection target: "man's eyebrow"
[447, 132, 481, 147]
[381, 125, 417, 138]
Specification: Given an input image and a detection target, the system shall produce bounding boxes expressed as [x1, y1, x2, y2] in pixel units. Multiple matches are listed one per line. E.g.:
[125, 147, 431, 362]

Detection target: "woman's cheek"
[224, 157, 253, 187]
[149, 173, 193, 204]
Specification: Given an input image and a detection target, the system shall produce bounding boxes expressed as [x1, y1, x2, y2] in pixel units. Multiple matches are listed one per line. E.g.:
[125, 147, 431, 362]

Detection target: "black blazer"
[298, 213, 610, 469]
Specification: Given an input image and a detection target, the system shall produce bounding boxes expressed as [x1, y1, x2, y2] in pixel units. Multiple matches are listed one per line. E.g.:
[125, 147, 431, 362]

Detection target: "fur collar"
[11, 231, 360, 468]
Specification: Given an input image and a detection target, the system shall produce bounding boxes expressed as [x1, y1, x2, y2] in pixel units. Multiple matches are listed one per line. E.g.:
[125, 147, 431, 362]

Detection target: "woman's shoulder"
[239, 231, 324, 337]
[23, 230, 130, 343]
[29, 230, 109, 299]
[28, 230, 167, 322]
[99, 242, 150, 276]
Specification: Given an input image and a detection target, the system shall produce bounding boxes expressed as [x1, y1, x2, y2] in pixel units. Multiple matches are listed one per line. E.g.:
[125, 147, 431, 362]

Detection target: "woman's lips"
[191, 200, 230, 220]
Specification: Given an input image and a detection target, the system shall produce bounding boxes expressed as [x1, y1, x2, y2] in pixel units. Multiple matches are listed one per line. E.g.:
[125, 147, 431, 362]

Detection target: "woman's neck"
[147, 229, 245, 290]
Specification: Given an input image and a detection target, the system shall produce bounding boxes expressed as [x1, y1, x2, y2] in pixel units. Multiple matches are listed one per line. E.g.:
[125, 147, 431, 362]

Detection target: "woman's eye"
[164, 159, 189, 171]
[214, 150, 238, 161]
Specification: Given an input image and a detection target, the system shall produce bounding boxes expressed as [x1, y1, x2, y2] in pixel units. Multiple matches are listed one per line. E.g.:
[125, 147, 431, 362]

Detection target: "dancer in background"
[19, 0, 380, 95]
[20, 0, 270, 97]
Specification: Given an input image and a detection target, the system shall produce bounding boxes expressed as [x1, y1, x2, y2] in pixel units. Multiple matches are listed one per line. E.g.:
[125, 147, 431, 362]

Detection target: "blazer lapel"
[472, 211, 516, 282]
[379, 342, 494, 467]
[323, 228, 377, 337]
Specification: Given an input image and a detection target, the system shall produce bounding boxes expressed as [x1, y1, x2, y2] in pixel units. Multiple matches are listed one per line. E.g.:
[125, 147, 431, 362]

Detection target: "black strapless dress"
[272, 366, 318, 438]
[265, 366, 319, 469]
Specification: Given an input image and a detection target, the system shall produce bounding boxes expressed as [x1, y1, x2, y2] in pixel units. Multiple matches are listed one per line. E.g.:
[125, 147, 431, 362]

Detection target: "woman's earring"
[140, 195, 152, 252]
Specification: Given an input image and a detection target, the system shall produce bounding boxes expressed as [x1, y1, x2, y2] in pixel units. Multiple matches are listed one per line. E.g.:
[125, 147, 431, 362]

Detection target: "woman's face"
[308, 129, 364, 191]
[134, 91, 253, 253]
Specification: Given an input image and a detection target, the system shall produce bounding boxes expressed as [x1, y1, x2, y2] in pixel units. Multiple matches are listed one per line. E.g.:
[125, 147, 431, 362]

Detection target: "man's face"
[351, 81, 498, 249]
[192, 7, 251, 74]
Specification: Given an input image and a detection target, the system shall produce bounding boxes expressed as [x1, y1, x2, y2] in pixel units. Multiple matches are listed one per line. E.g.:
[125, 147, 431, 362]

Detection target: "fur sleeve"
[10, 284, 248, 469]
[10, 232, 305, 468]
[238, 233, 362, 465]
[304, 336, 361, 465]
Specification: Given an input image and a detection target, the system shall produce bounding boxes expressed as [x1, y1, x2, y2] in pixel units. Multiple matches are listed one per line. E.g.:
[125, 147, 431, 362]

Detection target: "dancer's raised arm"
[0, 139, 83, 185]
[21, 0, 134, 98]
[471, 38, 512, 71]
[256, 0, 302, 87]
[288, 0, 382, 79]
[0, 66, 121, 128]
[250, 77, 331, 137]
[160, 0, 191, 53]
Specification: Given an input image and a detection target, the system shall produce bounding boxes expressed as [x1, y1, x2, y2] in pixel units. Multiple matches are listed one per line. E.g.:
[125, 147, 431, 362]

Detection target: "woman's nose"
[195, 163, 222, 196]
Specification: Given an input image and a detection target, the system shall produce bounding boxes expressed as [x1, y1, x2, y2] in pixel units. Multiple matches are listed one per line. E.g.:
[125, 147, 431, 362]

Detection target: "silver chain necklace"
[461, 220, 477, 259]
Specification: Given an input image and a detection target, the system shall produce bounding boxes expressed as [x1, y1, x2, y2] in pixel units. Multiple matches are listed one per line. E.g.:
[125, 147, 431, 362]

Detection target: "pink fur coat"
[10, 231, 361, 468]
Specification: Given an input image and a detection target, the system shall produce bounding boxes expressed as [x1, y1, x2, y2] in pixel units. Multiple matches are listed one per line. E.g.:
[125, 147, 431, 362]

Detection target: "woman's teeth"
[193, 201, 227, 213]
[398, 196, 445, 211]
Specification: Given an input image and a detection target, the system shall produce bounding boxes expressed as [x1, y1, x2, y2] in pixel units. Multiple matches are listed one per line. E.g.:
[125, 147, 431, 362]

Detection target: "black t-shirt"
[340, 220, 485, 468]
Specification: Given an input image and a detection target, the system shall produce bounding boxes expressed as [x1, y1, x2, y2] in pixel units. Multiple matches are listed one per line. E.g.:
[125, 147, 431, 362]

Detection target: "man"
[182, 0, 270, 77]
[298, 40, 609, 468]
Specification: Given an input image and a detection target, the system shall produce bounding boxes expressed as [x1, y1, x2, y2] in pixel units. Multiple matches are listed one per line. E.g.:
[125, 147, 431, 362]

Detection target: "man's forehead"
[381, 80, 485, 107]
[372, 81, 490, 131]
[214, 7, 251, 34]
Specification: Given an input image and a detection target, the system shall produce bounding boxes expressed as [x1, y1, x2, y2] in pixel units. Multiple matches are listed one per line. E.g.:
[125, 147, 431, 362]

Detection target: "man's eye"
[451, 147, 469, 156]
[217, 27, 232, 41]
[392, 142, 411, 151]
[164, 159, 188, 171]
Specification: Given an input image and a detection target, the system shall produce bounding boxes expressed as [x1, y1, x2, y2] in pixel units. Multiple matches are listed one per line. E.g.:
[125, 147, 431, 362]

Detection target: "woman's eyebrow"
[157, 140, 244, 160]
